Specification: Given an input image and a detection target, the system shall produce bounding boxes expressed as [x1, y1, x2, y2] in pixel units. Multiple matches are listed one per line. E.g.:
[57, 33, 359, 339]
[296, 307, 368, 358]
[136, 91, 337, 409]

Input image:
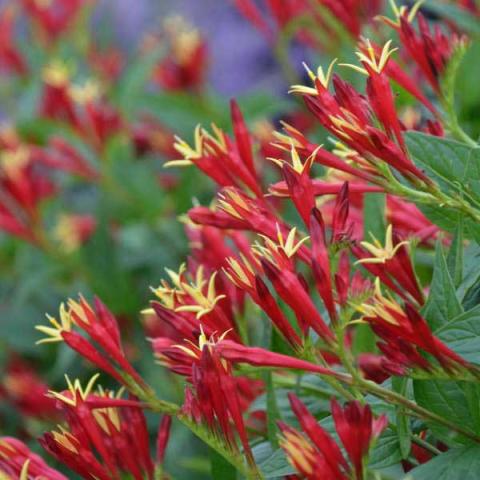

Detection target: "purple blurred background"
[98, 0, 286, 96]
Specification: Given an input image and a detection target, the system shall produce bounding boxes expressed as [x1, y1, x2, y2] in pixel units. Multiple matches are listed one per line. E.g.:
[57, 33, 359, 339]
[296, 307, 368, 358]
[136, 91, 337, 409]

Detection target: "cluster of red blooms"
[0, 1, 208, 252]
[1, 374, 173, 480]
[279, 394, 387, 479]
[235, 0, 382, 45]
[1, 1, 479, 479]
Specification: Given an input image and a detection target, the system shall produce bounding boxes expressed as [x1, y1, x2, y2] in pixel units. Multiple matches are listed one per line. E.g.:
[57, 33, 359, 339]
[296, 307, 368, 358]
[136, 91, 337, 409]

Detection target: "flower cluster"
[2, 1, 480, 479]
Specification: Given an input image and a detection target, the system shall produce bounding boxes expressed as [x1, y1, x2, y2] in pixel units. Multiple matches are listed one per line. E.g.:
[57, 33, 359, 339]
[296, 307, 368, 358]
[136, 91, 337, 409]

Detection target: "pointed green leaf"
[409, 445, 480, 479]
[392, 377, 411, 459]
[447, 218, 464, 288]
[435, 305, 480, 364]
[209, 448, 237, 480]
[413, 380, 480, 445]
[422, 242, 463, 331]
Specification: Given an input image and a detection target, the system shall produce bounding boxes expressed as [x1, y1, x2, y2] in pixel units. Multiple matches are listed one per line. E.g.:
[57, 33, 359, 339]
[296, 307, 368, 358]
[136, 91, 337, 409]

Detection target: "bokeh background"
[1, 1, 480, 478]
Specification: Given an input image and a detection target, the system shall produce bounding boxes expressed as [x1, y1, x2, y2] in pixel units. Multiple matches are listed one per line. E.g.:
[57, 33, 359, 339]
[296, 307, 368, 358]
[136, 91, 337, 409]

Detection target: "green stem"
[358, 378, 480, 443]
[272, 370, 480, 443]
[411, 435, 442, 456]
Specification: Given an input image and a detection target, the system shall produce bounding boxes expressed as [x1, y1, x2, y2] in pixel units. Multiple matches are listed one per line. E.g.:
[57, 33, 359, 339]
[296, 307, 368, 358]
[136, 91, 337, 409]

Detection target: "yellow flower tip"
[344, 39, 397, 75]
[42, 60, 72, 87]
[290, 59, 337, 95]
[378, 0, 424, 26]
[48, 373, 101, 407]
[0, 146, 30, 177]
[19, 460, 30, 480]
[280, 430, 316, 475]
[69, 79, 101, 105]
[51, 427, 79, 454]
[359, 224, 409, 263]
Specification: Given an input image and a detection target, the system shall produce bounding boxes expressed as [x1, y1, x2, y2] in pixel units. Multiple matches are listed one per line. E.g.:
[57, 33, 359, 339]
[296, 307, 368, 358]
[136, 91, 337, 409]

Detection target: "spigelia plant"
[2, 0, 480, 479]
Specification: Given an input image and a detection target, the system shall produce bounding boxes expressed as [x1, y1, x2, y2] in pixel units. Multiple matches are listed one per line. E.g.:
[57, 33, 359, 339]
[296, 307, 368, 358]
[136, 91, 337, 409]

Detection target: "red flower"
[169, 100, 261, 197]
[36, 296, 145, 389]
[0, 437, 66, 479]
[152, 17, 208, 92]
[234, 0, 381, 43]
[0, 142, 56, 243]
[2, 356, 57, 420]
[156, 415, 172, 465]
[358, 280, 470, 373]
[34, 136, 99, 181]
[179, 340, 258, 470]
[331, 398, 388, 478]
[291, 50, 431, 184]
[21, 0, 87, 43]
[0, 6, 28, 76]
[224, 253, 303, 347]
[279, 394, 387, 480]
[353, 224, 424, 304]
[380, 3, 466, 94]
[39, 376, 156, 480]
[261, 257, 335, 343]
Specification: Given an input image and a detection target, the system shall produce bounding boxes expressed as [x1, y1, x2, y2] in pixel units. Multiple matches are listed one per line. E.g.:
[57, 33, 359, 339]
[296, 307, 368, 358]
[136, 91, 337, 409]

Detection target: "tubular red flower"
[0, 437, 66, 480]
[156, 415, 172, 465]
[41, 376, 155, 480]
[261, 257, 334, 342]
[358, 281, 470, 373]
[354, 225, 424, 304]
[37, 296, 145, 389]
[0, 6, 28, 76]
[331, 398, 388, 479]
[217, 339, 335, 375]
[279, 395, 387, 480]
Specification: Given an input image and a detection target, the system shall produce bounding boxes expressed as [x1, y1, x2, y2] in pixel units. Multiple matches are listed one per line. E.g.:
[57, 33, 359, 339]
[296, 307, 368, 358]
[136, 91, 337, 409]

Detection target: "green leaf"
[209, 448, 237, 480]
[458, 243, 480, 309]
[113, 47, 164, 112]
[447, 218, 464, 288]
[259, 448, 294, 478]
[405, 132, 480, 203]
[413, 380, 480, 445]
[392, 377, 411, 459]
[368, 430, 403, 470]
[264, 371, 281, 448]
[435, 305, 480, 364]
[422, 242, 463, 330]
[409, 445, 480, 479]
[81, 218, 139, 314]
[363, 192, 386, 241]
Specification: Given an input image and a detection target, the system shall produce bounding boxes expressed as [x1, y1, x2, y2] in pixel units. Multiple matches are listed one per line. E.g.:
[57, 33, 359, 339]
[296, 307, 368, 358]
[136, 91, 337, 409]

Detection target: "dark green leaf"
[264, 371, 281, 448]
[447, 218, 464, 288]
[113, 47, 164, 112]
[422, 242, 463, 330]
[409, 445, 480, 479]
[405, 132, 480, 203]
[413, 380, 480, 445]
[392, 377, 411, 459]
[369, 430, 403, 470]
[363, 192, 386, 241]
[209, 448, 237, 480]
[458, 243, 480, 309]
[435, 305, 480, 364]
